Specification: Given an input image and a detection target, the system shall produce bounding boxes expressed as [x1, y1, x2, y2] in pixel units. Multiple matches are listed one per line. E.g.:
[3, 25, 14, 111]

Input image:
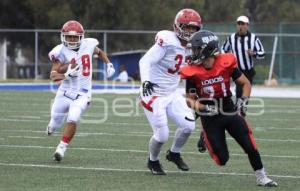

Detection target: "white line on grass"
[0, 162, 299, 179]
[9, 115, 42, 119]
[0, 144, 298, 159]
[0, 118, 46, 123]
[1, 116, 300, 130]
[2, 129, 300, 143]
[7, 136, 46, 139]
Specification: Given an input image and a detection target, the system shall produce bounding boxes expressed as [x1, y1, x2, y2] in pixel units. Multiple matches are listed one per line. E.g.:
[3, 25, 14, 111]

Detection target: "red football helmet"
[60, 20, 85, 49]
[174, 9, 202, 41]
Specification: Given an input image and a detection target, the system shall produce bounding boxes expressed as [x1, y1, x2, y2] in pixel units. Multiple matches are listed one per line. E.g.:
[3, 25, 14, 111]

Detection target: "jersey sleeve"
[225, 53, 241, 80]
[222, 53, 238, 70]
[180, 65, 197, 79]
[48, 45, 65, 63]
[139, 43, 166, 82]
[154, 30, 176, 47]
[85, 38, 99, 48]
[231, 68, 242, 81]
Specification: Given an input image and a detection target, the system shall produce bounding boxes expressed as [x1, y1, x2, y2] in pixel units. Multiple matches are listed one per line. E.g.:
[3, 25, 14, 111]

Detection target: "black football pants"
[200, 114, 263, 171]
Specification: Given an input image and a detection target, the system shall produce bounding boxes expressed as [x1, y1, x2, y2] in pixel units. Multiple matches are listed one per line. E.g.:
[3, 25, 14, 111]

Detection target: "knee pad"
[67, 105, 84, 123]
[181, 120, 195, 134]
[49, 114, 65, 129]
[153, 127, 169, 143]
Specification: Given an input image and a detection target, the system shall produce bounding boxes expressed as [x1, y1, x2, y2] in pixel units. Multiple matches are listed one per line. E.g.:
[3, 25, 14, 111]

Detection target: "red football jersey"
[180, 53, 238, 98]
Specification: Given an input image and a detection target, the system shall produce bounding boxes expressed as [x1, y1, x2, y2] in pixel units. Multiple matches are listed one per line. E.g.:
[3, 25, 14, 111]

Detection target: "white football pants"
[48, 90, 90, 130]
[141, 91, 195, 143]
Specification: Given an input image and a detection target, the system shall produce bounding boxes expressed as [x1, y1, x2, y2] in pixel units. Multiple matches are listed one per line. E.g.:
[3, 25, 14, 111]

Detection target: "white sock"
[58, 140, 69, 148]
[255, 167, 266, 179]
[149, 136, 163, 161]
[171, 128, 192, 153]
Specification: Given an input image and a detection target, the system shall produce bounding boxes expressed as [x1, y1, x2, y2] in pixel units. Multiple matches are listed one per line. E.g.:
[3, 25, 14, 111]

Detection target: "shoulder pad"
[82, 38, 99, 47]
[155, 30, 180, 47]
[180, 65, 197, 79]
[218, 53, 237, 69]
[48, 44, 64, 62]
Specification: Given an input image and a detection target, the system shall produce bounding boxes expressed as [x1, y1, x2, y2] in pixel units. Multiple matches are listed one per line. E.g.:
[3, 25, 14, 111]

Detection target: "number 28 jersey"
[139, 30, 190, 96]
[48, 38, 98, 98]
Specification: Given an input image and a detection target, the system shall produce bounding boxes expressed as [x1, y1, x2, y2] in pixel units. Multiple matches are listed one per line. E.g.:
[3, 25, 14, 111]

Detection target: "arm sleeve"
[253, 36, 265, 59]
[185, 79, 197, 94]
[139, 43, 166, 82]
[231, 68, 242, 81]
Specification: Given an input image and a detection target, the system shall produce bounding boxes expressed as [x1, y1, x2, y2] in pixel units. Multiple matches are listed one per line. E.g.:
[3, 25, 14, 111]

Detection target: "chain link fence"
[1, 24, 300, 84]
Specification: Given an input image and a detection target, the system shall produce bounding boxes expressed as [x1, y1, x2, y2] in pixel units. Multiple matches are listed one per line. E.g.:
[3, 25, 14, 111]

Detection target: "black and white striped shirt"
[221, 32, 265, 71]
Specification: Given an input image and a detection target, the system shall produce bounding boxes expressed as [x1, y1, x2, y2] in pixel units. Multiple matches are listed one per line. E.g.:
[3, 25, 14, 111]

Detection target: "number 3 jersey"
[48, 38, 99, 98]
[139, 30, 190, 96]
[180, 53, 241, 99]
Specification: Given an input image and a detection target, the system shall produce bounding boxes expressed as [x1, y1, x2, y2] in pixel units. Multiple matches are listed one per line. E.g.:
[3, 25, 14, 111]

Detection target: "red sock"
[62, 136, 72, 144]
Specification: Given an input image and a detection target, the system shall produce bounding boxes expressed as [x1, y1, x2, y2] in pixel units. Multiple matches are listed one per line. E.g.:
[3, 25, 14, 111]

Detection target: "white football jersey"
[49, 38, 99, 97]
[139, 30, 189, 96]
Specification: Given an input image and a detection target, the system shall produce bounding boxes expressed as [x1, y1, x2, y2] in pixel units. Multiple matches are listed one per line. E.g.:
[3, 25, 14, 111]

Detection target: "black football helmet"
[188, 30, 219, 64]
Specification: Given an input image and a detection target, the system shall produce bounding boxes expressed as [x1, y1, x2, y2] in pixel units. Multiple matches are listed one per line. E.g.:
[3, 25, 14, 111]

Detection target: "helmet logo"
[202, 35, 218, 44]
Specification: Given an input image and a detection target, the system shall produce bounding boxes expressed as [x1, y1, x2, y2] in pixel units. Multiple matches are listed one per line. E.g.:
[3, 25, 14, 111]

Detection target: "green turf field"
[0, 91, 299, 191]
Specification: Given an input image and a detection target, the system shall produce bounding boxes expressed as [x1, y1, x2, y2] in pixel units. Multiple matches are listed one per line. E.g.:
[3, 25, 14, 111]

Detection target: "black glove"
[236, 97, 249, 117]
[195, 104, 218, 116]
[142, 81, 159, 96]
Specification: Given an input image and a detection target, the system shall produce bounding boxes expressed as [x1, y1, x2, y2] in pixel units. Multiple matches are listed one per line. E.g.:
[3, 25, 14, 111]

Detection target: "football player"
[139, 9, 202, 175]
[47, 20, 115, 162]
[180, 30, 278, 187]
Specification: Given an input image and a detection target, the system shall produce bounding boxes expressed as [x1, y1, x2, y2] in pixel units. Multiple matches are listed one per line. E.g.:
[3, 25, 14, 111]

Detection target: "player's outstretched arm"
[94, 47, 115, 77]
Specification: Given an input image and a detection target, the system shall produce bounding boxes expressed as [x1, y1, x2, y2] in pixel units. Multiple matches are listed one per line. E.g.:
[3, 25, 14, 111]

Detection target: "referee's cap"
[237, 15, 249, 24]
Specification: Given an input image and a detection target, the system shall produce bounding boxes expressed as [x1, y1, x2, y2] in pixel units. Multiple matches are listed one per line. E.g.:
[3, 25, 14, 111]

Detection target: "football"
[58, 63, 78, 74]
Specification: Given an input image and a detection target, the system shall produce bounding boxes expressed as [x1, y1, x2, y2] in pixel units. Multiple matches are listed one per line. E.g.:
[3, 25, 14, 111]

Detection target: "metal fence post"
[34, 31, 39, 79]
[103, 32, 107, 53]
[268, 35, 278, 84]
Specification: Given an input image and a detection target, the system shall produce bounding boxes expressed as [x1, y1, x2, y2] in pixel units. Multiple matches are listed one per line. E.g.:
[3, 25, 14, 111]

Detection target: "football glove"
[203, 105, 218, 115]
[195, 104, 218, 116]
[142, 81, 159, 96]
[64, 64, 80, 80]
[106, 62, 115, 78]
[236, 97, 249, 117]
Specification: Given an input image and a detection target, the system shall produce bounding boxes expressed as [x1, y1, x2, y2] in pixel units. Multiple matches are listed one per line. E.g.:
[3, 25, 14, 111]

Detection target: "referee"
[222, 15, 265, 98]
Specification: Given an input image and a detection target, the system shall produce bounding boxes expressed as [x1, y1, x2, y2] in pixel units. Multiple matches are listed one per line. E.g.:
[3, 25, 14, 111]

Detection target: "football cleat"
[46, 126, 56, 136]
[147, 158, 166, 175]
[166, 150, 189, 171]
[257, 177, 278, 187]
[53, 144, 67, 162]
[255, 168, 278, 187]
[197, 131, 207, 153]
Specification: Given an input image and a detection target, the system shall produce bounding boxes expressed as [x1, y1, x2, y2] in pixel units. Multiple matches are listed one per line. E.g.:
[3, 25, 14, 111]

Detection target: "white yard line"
[7, 136, 46, 139]
[2, 129, 300, 143]
[0, 144, 298, 159]
[0, 162, 299, 179]
[9, 115, 42, 119]
[0, 118, 47, 123]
